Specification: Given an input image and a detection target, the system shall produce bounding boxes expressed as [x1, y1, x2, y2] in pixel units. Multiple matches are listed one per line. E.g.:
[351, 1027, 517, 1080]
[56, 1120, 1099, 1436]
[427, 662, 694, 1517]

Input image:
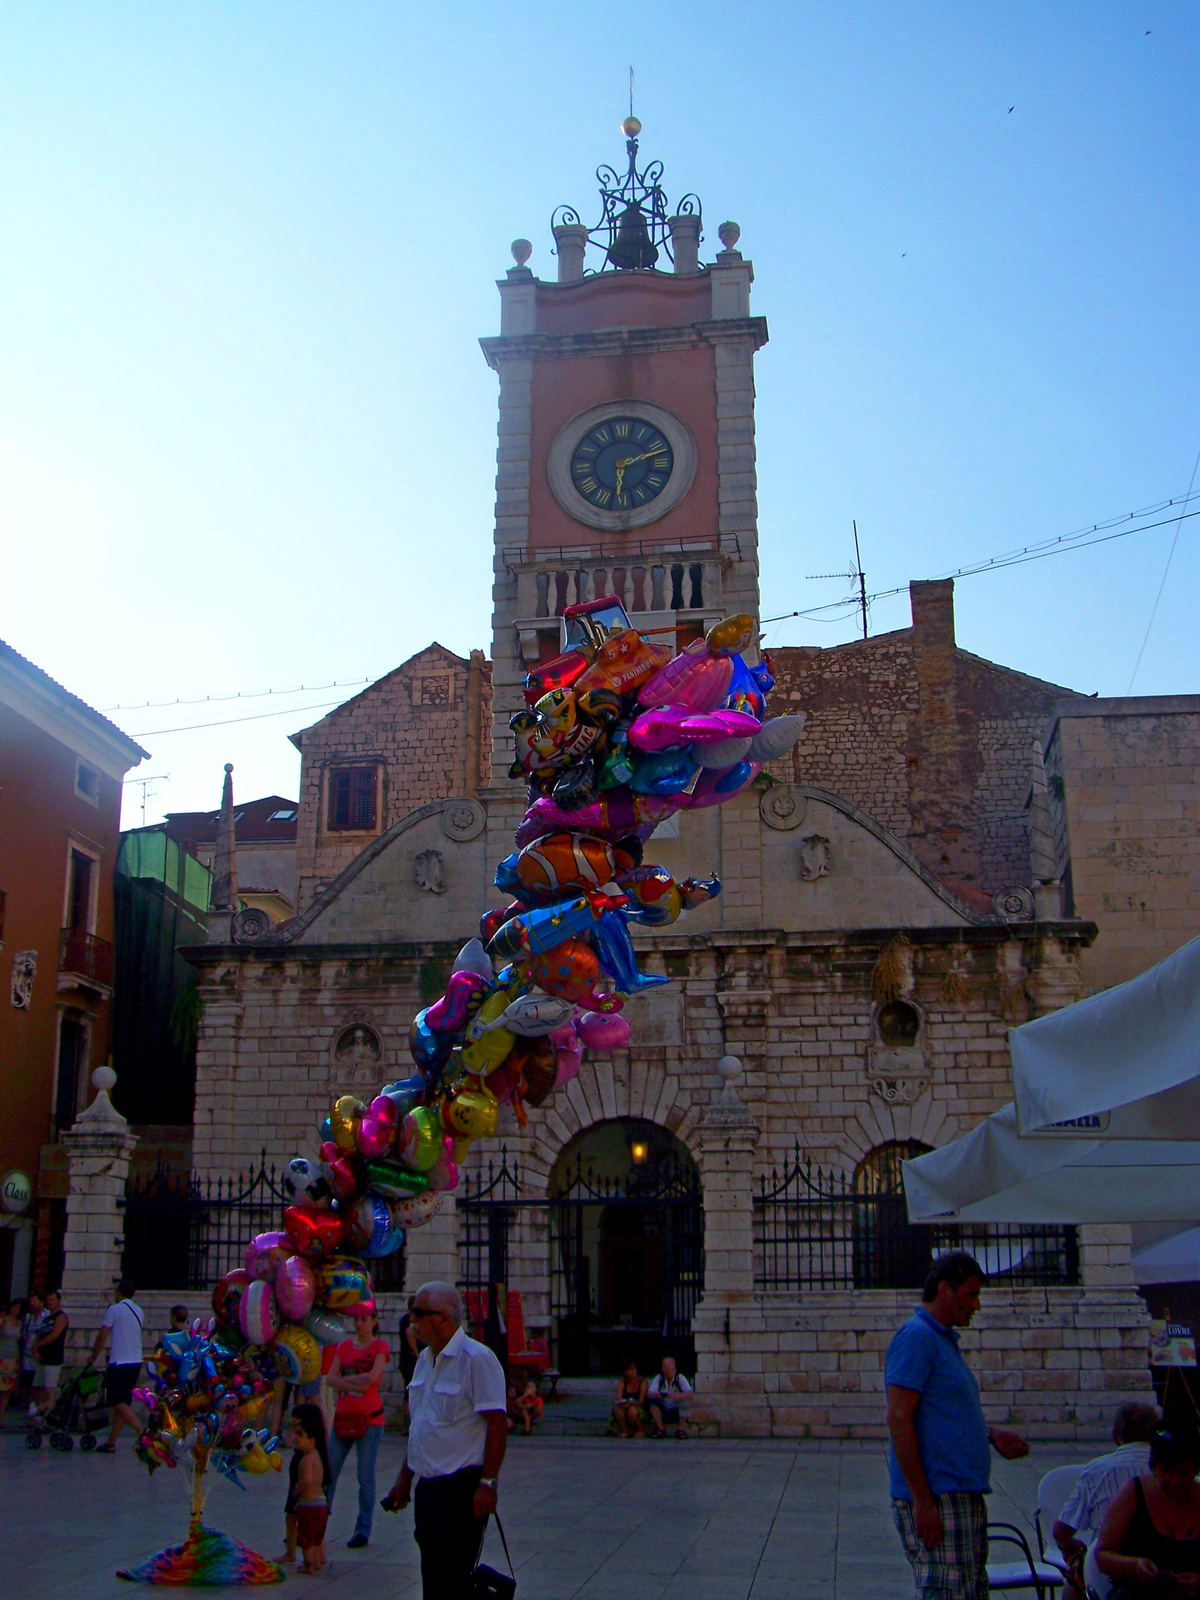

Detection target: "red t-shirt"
[335, 1337, 389, 1425]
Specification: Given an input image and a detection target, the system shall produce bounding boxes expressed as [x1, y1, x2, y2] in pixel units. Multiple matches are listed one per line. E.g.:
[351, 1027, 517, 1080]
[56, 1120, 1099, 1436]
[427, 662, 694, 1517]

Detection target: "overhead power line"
[101, 676, 368, 712]
[129, 698, 347, 738]
[761, 492, 1200, 626]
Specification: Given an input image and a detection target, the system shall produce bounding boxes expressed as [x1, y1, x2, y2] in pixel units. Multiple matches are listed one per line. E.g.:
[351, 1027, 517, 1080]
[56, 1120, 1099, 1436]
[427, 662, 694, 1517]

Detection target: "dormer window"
[327, 766, 379, 832]
[74, 761, 100, 806]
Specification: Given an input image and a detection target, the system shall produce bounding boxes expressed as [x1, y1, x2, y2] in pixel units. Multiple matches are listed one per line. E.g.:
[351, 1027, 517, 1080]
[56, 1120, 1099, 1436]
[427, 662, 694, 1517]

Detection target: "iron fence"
[120, 1153, 405, 1294]
[754, 1142, 1079, 1292]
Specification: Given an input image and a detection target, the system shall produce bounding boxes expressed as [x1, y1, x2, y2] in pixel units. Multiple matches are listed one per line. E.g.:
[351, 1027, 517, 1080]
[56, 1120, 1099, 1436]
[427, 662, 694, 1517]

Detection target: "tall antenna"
[629, 64, 635, 119]
[807, 522, 869, 639]
[124, 772, 170, 825]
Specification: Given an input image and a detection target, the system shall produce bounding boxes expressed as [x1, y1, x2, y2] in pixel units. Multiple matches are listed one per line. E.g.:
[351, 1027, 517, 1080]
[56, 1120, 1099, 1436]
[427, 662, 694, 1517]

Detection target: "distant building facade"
[0, 639, 145, 1297]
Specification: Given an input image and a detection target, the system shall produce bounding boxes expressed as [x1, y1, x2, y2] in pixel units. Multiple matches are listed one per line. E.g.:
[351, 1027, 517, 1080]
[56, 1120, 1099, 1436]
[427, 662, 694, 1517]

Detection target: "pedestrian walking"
[90, 1279, 145, 1452]
[18, 1291, 45, 1414]
[886, 1251, 1030, 1600]
[29, 1290, 68, 1419]
[382, 1280, 508, 1600]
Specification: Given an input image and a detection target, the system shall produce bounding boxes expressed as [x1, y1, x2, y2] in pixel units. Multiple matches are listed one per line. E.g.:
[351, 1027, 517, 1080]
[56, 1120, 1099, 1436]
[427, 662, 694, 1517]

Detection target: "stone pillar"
[552, 223, 588, 283]
[405, 1194, 459, 1292]
[60, 1067, 138, 1354]
[669, 213, 701, 274]
[692, 1057, 770, 1435]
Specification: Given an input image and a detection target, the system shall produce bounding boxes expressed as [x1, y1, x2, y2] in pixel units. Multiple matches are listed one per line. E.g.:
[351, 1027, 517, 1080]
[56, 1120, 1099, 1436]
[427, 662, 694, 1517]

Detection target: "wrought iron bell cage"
[552, 119, 702, 274]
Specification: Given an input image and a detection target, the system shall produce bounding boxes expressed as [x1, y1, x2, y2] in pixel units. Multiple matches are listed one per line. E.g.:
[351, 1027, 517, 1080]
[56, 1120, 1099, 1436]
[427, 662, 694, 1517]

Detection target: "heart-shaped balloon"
[425, 1135, 460, 1193]
[275, 1253, 317, 1320]
[408, 1104, 446, 1169]
[283, 1205, 347, 1262]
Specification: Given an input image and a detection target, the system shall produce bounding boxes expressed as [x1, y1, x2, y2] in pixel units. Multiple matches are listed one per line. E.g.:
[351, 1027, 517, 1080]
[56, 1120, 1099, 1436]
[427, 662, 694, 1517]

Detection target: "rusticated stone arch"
[831, 1095, 962, 1182]
[515, 1058, 703, 1195]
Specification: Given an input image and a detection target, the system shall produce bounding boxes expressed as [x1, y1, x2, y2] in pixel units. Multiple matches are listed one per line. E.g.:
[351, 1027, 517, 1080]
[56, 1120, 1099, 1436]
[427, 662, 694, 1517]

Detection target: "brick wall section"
[1046, 699, 1200, 990]
[769, 581, 1087, 905]
[292, 646, 490, 912]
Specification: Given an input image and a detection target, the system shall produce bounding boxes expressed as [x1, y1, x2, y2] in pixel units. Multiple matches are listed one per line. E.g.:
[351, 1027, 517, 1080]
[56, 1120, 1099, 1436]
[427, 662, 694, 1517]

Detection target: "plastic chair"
[1035, 1465, 1084, 1579]
[987, 1520, 1067, 1597]
[506, 1290, 549, 1377]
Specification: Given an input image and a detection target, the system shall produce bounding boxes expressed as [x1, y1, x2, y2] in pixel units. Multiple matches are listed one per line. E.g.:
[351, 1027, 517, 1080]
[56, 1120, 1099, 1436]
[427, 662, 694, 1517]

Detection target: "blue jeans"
[327, 1425, 383, 1541]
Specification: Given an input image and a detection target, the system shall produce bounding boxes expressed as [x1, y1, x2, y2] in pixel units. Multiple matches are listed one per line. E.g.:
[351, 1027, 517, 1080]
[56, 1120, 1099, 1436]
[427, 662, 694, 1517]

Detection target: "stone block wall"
[770, 581, 1086, 907]
[1046, 697, 1200, 991]
[292, 646, 490, 912]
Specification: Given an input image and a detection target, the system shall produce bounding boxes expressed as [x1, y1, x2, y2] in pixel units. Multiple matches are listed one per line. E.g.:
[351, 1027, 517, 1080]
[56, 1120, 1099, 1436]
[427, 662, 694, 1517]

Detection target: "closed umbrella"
[902, 1102, 1200, 1224]
[1011, 934, 1200, 1139]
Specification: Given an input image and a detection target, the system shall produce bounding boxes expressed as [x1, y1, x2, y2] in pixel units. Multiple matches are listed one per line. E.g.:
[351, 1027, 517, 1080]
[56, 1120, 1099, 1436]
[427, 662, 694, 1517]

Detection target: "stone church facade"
[185, 128, 1153, 1436]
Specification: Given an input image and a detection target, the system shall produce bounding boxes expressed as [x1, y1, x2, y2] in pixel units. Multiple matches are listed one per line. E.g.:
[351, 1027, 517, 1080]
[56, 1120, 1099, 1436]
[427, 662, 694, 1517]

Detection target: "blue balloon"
[629, 747, 698, 795]
[591, 910, 670, 995]
[409, 1009, 453, 1072]
[715, 759, 754, 794]
[493, 852, 522, 895]
[724, 655, 766, 718]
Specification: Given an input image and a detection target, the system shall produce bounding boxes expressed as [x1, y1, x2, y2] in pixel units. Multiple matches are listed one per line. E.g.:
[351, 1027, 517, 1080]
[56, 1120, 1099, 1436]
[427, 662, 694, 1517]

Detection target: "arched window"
[852, 1140, 933, 1290]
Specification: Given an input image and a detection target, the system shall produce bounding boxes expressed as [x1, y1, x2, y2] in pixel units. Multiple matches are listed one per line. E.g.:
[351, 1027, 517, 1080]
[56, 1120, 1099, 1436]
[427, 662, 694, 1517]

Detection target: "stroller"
[25, 1364, 109, 1452]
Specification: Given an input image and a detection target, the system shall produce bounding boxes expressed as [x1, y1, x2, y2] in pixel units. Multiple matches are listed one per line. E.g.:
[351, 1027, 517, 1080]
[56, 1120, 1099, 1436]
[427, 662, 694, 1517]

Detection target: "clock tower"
[480, 118, 769, 777]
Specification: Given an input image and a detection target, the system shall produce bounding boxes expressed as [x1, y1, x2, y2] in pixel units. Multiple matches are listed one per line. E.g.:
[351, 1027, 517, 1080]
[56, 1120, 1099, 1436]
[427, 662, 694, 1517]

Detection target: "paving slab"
[0, 1428, 1095, 1598]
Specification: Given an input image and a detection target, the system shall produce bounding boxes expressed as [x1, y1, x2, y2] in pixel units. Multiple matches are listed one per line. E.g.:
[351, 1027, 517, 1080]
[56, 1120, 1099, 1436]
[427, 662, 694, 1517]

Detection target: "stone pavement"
[3, 1430, 1094, 1598]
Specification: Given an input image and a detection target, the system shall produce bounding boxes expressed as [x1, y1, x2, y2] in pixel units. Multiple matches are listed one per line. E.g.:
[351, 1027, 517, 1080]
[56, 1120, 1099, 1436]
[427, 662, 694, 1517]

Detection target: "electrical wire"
[1126, 451, 1200, 693]
[128, 698, 348, 737]
[101, 677, 368, 712]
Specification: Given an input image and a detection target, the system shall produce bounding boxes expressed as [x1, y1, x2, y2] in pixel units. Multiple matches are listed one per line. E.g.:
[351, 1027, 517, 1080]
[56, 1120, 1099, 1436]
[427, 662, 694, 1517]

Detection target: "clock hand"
[613, 447, 664, 500]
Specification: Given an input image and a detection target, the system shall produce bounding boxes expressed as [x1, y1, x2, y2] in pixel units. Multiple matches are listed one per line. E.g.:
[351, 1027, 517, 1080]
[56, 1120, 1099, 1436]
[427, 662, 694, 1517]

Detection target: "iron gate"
[457, 1146, 704, 1376]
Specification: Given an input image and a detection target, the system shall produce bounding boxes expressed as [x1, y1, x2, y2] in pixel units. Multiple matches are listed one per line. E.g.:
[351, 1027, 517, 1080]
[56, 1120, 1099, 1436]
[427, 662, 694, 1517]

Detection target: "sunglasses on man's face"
[409, 1305, 443, 1319]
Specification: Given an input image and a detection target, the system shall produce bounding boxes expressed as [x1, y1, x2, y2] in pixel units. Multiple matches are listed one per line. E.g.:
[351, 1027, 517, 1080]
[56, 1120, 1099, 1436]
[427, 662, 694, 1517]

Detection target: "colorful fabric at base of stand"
[117, 1519, 285, 1586]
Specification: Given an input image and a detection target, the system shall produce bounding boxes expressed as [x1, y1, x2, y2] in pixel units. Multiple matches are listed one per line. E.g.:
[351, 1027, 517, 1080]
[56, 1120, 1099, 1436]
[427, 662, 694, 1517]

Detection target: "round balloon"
[275, 1254, 317, 1321]
[244, 1231, 289, 1282]
[239, 1278, 280, 1345]
[273, 1324, 321, 1385]
[212, 1268, 252, 1329]
[389, 1189, 445, 1230]
[315, 1254, 371, 1310]
[302, 1308, 346, 1347]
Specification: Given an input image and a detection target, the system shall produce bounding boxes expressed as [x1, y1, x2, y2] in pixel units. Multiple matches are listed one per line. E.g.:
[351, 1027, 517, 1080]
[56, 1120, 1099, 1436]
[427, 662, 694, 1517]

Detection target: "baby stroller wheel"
[50, 1430, 72, 1451]
[80, 1433, 97, 1450]
[25, 1429, 43, 1449]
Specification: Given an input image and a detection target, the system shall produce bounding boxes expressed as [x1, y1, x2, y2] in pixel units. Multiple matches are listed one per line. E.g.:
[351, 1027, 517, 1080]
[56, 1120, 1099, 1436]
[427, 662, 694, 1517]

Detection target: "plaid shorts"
[892, 1491, 988, 1600]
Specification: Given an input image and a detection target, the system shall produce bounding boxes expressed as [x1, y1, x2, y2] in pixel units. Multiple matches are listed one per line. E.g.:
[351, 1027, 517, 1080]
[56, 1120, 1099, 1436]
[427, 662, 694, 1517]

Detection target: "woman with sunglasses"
[1096, 1427, 1200, 1596]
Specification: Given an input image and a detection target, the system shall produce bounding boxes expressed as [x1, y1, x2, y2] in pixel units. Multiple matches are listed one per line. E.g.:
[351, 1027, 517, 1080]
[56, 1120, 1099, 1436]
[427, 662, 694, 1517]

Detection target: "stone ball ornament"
[92, 1064, 118, 1094]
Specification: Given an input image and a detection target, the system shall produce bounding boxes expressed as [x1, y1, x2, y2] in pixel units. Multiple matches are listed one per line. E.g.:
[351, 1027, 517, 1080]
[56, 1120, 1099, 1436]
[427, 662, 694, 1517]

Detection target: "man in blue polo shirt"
[886, 1251, 1030, 1599]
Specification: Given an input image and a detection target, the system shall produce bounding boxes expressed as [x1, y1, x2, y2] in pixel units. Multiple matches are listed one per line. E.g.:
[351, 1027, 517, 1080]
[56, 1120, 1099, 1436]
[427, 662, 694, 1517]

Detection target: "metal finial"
[551, 122, 701, 274]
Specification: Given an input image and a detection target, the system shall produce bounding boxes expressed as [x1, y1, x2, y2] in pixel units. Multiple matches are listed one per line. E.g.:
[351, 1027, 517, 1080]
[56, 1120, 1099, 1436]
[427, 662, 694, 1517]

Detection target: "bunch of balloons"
[132, 1316, 282, 1490]
[271, 597, 805, 1248]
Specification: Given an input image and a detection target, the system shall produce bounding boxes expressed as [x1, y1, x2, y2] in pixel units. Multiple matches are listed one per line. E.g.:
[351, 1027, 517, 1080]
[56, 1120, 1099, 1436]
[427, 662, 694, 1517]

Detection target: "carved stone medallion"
[759, 783, 807, 832]
[440, 798, 486, 842]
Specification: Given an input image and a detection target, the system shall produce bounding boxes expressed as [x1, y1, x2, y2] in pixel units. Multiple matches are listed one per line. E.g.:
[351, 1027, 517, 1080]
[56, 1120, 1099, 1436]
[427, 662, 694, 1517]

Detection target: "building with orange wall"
[0, 640, 146, 1298]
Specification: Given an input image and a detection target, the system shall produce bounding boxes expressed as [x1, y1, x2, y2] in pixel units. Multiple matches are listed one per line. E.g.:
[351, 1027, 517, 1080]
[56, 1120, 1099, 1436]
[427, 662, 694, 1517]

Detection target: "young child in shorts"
[514, 1377, 544, 1435]
[284, 1403, 330, 1574]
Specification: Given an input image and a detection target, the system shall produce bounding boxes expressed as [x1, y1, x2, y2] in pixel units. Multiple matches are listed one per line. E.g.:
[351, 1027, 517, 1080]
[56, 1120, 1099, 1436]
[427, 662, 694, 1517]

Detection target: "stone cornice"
[480, 316, 768, 369]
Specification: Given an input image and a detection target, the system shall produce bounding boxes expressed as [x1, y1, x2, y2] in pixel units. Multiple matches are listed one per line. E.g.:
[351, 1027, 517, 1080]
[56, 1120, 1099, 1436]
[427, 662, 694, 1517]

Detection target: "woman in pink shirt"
[325, 1303, 390, 1549]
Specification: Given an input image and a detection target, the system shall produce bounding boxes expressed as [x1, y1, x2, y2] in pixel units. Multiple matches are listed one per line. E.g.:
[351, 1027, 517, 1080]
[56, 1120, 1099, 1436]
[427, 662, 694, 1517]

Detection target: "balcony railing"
[59, 927, 115, 989]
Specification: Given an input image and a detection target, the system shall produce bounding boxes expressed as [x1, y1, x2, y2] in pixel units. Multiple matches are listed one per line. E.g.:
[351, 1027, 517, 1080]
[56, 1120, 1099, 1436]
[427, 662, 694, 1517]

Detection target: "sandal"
[95, 1442, 116, 1453]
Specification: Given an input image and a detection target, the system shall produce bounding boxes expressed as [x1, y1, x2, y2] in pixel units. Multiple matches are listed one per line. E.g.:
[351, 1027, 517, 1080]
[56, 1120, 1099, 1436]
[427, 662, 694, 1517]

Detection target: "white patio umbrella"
[1132, 1227, 1200, 1286]
[1010, 933, 1200, 1140]
[902, 1102, 1200, 1224]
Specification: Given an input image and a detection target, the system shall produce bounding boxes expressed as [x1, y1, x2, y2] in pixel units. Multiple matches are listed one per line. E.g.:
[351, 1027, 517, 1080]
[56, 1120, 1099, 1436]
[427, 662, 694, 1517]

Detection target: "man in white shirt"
[1053, 1401, 1160, 1597]
[647, 1355, 694, 1439]
[383, 1281, 508, 1600]
[89, 1279, 145, 1453]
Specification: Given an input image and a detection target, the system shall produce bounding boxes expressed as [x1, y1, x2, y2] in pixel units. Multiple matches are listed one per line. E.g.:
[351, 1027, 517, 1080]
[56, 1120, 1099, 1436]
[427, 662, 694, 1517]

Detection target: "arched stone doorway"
[550, 1118, 702, 1378]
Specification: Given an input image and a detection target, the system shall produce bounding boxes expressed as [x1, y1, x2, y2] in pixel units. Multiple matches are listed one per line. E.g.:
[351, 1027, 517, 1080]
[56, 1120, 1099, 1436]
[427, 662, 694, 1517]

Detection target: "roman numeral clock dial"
[570, 418, 674, 511]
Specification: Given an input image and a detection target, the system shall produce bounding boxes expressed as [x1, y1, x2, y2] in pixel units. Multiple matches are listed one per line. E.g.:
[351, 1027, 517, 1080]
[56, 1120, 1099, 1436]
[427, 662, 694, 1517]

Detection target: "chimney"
[909, 579, 955, 650]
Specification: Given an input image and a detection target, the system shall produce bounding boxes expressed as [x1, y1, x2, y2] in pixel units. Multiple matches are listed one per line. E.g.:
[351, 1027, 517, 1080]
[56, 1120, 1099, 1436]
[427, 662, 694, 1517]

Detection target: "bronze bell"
[607, 204, 658, 270]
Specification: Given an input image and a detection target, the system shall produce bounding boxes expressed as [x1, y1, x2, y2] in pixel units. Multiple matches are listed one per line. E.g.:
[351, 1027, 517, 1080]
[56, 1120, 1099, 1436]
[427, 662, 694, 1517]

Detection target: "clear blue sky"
[2, 3, 1196, 827]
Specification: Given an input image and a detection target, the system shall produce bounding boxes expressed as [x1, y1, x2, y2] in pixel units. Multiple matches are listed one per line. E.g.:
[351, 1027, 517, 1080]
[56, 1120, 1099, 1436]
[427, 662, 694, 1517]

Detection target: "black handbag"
[471, 1513, 516, 1600]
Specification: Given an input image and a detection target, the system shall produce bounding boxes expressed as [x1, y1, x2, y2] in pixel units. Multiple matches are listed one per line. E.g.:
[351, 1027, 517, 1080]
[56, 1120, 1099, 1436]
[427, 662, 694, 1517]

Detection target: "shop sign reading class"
[1, 1170, 32, 1215]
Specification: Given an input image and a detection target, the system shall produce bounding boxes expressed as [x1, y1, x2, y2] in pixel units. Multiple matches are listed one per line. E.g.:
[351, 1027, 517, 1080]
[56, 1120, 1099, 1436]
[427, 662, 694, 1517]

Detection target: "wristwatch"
[479, 1477, 498, 1490]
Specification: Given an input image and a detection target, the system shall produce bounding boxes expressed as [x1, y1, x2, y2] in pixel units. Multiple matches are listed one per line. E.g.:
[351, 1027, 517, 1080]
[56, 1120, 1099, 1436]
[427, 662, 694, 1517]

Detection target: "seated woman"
[1096, 1427, 1200, 1597]
[612, 1361, 648, 1440]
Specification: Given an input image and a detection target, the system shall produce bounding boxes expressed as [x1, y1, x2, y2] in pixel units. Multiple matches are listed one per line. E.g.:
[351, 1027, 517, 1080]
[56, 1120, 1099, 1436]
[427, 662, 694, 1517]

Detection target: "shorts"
[295, 1504, 329, 1550]
[106, 1363, 141, 1408]
[34, 1365, 61, 1390]
[651, 1396, 680, 1417]
[892, 1491, 988, 1600]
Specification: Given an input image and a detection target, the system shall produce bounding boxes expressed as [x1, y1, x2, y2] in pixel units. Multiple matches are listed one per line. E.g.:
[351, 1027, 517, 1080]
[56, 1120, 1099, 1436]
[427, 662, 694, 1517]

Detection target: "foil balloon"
[275, 1253, 317, 1320]
[212, 1268, 251, 1329]
[330, 1095, 365, 1153]
[704, 613, 757, 654]
[460, 988, 519, 1075]
[746, 714, 807, 764]
[363, 1157, 431, 1197]
[356, 1094, 398, 1159]
[687, 760, 761, 808]
[244, 1231, 289, 1282]
[480, 990, 576, 1038]
[515, 790, 685, 849]
[442, 1082, 500, 1140]
[303, 1309, 346, 1347]
[575, 1010, 632, 1052]
[509, 832, 639, 903]
[452, 938, 494, 980]
[273, 1325, 321, 1385]
[504, 1036, 559, 1107]
[281, 1157, 331, 1207]
[425, 969, 490, 1033]
[409, 1009, 454, 1076]
[525, 940, 623, 1011]
[617, 865, 685, 926]
[389, 1189, 446, 1229]
[550, 1021, 584, 1086]
[239, 1279, 280, 1346]
[692, 734, 753, 770]
[638, 641, 732, 711]
[283, 1204, 347, 1262]
[315, 1255, 371, 1311]
[486, 889, 626, 963]
[591, 910, 669, 994]
[425, 1136, 460, 1193]
[407, 1105, 446, 1170]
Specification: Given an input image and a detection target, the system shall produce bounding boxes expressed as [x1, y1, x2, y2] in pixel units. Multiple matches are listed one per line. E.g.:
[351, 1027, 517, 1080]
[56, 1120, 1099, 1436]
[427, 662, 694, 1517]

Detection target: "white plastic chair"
[1035, 1465, 1085, 1580]
[987, 1520, 1067, 1598]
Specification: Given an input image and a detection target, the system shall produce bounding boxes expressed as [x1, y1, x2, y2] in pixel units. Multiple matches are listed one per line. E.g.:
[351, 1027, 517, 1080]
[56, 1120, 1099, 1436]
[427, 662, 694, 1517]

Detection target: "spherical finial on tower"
[718, 220, 741, 251]
[622, 115, 642, 139]
[92, 1064, 117, 1093]
[224, 762, 234, 775]
[510, 238, 532, 267]
[715, 1054, 743, 1085]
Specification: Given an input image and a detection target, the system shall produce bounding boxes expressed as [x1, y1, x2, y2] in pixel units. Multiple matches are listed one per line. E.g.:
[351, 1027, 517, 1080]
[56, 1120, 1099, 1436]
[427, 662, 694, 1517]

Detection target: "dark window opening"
[877, 1000, 921, 1048]
[68, 849, 94, 932]
[55, 1015, 88, 1133]
[327, 767, 378, 831]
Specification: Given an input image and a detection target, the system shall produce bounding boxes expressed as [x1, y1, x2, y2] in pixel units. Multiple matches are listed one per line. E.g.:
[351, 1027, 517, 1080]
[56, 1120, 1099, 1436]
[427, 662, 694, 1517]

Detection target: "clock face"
[569, 417, 675, 513]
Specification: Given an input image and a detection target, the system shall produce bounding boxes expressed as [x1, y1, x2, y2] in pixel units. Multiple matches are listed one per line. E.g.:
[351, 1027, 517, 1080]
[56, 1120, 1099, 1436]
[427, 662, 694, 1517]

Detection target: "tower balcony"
[58, 927, 115, 996]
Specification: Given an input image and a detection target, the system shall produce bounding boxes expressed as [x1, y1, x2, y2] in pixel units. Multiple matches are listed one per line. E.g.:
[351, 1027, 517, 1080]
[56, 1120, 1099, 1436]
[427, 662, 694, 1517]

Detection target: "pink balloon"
[357, 1105, 395, 1159]
[550, 1021, 584, 1085]
[628, 705, 762, 753]
[275, 1253, 317, 1321]
[426, 1136, 460, 1193]
[426, 970, 489, 1033]
[244, 1231, 289, 1282]
[638, 646, 732, 712]
[575, 1011, 632, 1052]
